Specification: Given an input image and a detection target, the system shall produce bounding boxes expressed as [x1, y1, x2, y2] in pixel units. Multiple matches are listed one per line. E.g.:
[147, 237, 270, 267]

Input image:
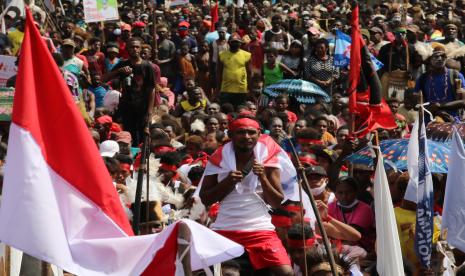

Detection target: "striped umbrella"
[263, 79, 331, 103]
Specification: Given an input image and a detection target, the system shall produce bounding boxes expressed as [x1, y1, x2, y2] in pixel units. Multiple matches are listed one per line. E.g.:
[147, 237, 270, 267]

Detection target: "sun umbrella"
[263, 79, 331, 103]
[426, 122, 465, 142]
[345, 138, 450, 173]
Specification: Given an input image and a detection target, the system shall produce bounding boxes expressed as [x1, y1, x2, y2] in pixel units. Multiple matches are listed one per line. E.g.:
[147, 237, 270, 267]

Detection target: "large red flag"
[348, 5, 362, 114]
[348, 5, 396, 136]
[0, 7, 243, 276]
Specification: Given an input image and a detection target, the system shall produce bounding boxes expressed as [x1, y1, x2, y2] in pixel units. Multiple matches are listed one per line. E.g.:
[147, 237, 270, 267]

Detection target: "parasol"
[263, 79, 331, 103]
[345, 138, 450, 173]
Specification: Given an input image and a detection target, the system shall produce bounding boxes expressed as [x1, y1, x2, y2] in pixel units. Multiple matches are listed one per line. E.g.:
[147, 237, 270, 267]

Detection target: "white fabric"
[405, 115, 419, 202]
[0, 124, 243, 275]
[374, 153, 404, 276]
[103, 90, 121, 112]
[442, 130, 465, 253]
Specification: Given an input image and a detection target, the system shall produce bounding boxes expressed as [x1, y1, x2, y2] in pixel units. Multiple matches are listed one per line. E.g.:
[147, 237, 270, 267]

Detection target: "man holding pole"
[199, 116, 294, 275]
[104, 37, 156, 146]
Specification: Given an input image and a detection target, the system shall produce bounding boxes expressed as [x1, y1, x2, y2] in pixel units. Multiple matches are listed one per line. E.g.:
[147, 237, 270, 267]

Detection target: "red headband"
[299, 156, 318, 166]
[229, 118, 260, 132]
[287, 238, 316, 249]
[120, 163, 131, 172]
[298, 138, 323, 145]
[283, 205, 304, 214]
[271, 215, 292, 228]
[160, 163, 177, 173]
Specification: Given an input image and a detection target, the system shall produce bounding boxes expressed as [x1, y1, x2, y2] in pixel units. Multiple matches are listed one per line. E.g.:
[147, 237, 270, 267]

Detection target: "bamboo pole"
[286, 138, 338, 276]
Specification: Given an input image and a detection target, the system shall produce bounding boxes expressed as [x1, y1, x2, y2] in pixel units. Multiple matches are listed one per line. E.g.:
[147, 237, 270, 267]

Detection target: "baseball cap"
[114, 131, 132, 144]
[308, 27, 320, 36]
[100, 140, 120, 157]
[369, 27, 383, 34]
[304, 166, 327, 177]
[121, 23, 132, 32]
[229, 33, 242, 42]
[62, 39, 76, 48]
[406, 24, 419, 33]
[96, 115, 113, 125]
[132, 21, 146, 28]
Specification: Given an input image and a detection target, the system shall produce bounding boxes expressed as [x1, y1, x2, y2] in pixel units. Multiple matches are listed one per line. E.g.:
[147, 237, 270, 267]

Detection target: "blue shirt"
[89, 86, 108, 108]
[416, 69, 465, 104]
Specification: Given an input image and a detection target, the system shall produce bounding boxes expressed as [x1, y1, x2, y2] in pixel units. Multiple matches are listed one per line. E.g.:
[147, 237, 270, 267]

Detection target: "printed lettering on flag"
[414, 113, 434, 268]
[334, 30, 383, 71]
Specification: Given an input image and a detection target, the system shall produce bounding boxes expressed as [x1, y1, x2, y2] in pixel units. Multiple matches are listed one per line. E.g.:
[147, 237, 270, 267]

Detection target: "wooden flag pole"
[286, 138, 338, 276]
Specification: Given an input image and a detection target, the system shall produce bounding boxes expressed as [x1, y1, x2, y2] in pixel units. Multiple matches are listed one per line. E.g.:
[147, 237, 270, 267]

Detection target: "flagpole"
[145, 145, 150, 234]
[297, 176, 308, 276]
[132, 132, 151, 235]
[286, 138, 338, 276]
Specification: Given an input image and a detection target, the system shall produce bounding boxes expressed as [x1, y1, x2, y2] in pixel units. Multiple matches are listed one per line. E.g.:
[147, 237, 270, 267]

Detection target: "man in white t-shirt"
[199, 116, 293, 275]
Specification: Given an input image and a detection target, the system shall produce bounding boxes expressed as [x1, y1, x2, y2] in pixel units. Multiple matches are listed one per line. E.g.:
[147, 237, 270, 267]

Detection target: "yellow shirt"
[394, 207, 440, 269]
[219, 49, 251, 93]
[8, 29, 24, 56]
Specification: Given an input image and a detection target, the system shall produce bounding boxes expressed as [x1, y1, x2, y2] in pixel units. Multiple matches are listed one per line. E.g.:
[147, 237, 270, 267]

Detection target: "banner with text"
[84, 0, 119, 23]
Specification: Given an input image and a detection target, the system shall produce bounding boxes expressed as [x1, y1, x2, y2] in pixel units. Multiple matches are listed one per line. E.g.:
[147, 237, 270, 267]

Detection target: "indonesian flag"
[0, 8, 243, 276]
[198, 135, 299, 201]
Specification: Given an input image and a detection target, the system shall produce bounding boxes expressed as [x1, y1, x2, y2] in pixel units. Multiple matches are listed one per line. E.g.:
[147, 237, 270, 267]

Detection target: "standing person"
[245, 28, 264, 76]
[155, 24, 177, 85]
[262, 15, 292, 59]
[217, 34, 252, 108]
[104, 43, 121, 72]
[82, 37, 105, 74]
[211, 26, 229, 94]
[199, 117, 294, 276]
[104, 37, 156, 146]
[263, 48, 296, 88]
[281, 40, 304, 79]
[303, 38, 338, 94]
[196, 41, 211, 98]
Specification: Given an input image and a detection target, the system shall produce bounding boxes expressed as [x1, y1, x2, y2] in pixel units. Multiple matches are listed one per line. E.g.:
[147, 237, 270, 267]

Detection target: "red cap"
[132, 21, 146, 28]
[96, 115, 112, 124]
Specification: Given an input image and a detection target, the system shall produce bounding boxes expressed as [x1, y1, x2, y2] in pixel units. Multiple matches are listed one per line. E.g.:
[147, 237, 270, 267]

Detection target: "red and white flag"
[0, 8, 243, 276]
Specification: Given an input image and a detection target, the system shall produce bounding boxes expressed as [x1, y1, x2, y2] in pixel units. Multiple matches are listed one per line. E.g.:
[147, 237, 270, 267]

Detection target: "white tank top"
[211, 175, 274, 231]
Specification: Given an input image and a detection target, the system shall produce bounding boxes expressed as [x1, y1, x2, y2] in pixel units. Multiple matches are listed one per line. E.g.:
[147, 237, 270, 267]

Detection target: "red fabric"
[210, 2, 219, 32]
[229, 118, 260, 132]
[354, 99, 397, 137]
[142, 223, 179, 275]
[286, 111, 297, 123]
[216, 230, 291, 270]
[14, 8, 133, 235]
[297, 138, 323, 145]
[208, 202, 220, 218]
[283, 205, 303, 213]
[298, 156, 318, 166]
[271, 215, 292, 228]
[120, 163, 131, 172]
[96, 115, 112, 124]
[348, 5, 363, 113]
[209, 135, 280, 168]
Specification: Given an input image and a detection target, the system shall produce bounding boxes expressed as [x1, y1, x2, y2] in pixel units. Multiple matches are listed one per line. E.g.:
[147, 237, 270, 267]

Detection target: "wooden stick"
[297, 178, 308, 276]
[145, 144, 150, 234]
[286, 138, 338, 276]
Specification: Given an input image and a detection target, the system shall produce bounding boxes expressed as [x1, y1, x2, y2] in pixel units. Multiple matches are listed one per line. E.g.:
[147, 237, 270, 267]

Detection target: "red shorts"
[216, 230, 291, 270]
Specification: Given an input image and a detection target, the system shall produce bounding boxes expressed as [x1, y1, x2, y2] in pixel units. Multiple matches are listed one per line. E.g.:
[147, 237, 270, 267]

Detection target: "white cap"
[100, 140, 120, 157]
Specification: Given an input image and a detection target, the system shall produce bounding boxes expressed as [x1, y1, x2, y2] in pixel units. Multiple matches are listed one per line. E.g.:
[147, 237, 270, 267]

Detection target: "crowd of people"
[2, 0, 465, 275]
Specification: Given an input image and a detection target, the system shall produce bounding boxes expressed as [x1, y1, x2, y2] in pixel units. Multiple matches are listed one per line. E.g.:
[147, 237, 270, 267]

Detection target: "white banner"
[83, 0, 119, 23]
[169, 0, 189, 7]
